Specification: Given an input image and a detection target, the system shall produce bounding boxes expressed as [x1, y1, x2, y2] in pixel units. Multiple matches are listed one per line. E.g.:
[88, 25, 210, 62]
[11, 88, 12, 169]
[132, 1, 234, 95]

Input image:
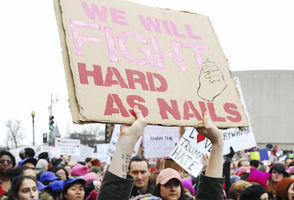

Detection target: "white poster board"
[36, 145, 56, 159]
[97, 143, 111, 164]
[107, 125, 142, 157]
[70, 144, 94, 162]
[170, 127, 210, 177]
[143, 126, 179, 159]
[55, 138, 81, 157]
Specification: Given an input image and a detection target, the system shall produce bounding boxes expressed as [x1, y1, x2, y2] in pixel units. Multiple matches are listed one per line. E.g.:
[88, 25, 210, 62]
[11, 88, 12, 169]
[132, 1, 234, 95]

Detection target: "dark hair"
[54, 167, 69, 179]
[51, 158, 64, 169]
[0, 150, 16, 167]
[128, 155, 149, 171]
[38, 152, 49, 160]
[8, 176, 38, 200]
[85, 157, 92, 163]
[154, 179, 185, 199]
[250, 160, 260, 168]
[7, 166, 34, 181]
[24, 147, 35, 158]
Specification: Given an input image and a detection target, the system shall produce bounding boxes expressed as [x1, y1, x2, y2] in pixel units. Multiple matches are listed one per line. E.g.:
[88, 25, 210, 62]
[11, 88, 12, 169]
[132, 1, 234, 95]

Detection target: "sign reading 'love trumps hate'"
[54, 0, 248, 127]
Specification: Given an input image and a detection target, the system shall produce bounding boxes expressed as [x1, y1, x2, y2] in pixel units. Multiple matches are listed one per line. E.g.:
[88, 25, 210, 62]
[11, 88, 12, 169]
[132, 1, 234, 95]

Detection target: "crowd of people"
[0, 107, 293, 200]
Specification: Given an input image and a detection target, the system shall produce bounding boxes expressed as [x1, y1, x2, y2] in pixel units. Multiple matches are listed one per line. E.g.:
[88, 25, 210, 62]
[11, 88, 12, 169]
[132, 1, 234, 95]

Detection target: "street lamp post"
[31, 111, 36, 146]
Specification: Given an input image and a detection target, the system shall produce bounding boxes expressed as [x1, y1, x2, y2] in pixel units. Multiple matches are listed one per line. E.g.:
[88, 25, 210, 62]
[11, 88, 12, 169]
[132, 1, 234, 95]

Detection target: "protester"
[246, 167, 271, 189]
[180, 177, 195, 197]
[128, 155, 154, 197]
[0, 151, 16, 196]
[36, 157, 49, 171]
[7, 166, 36, 181]
[153, 168, 187, 200]
[54, 167, 69, 181]
[240, 184, 268, 200]
[40, 171, 60, 185]
[62, 178, 85, 200]
[275, 178, 294, 200]
[228, 180, 252, 200]
[268, 163, 289, 198]
[7, 176, 38, 200]
[18, 157, 37, 168]
[237, 159, 250, 168]
[97, 106, 224, 200]
[70, 163, 88, 178]
[23, 148, 35, 159]
[250, 160, 260, 169]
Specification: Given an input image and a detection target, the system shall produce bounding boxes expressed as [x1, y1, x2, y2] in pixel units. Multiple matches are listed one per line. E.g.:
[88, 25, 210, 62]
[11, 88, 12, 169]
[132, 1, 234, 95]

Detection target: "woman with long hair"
[7, 176, 38, 200]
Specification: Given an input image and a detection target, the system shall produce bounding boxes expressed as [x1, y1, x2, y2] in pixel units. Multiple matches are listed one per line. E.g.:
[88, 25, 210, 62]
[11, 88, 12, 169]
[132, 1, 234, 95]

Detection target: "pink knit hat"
[70, 163, 88, 177]
[289, 166, 294, 174]
[246, 167, 271, 188]
[84, 172, 99, 183]
[180, 177, 195, 196]
[235, 166, 249, 177]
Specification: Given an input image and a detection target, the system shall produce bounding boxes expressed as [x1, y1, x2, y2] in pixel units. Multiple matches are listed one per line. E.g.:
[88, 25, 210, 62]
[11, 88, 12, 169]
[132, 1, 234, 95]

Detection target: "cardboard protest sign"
[107, 124, 141, 157]
[54, 0, 248, 128]
[143, 126, 179, 159]
[170, 127, 211, 177]
[96, 143, 111, 164]
[55, 138, 81, 156]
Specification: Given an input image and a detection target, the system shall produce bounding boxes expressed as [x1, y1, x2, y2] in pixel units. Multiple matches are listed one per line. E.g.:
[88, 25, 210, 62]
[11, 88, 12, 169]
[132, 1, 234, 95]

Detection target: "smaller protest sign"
[97, 143, 111, 164]
[55, 138, 81, 157]
[170, 127, 211, 177]
[250, 151, 260, 160]
[36, 145, 55, 159]
[259, 148, 270, 161]
[107, 125, 142, 157]
[143, 126, 179, 159]
[221, 127, 256, 155]
[70, 144, 94, 162]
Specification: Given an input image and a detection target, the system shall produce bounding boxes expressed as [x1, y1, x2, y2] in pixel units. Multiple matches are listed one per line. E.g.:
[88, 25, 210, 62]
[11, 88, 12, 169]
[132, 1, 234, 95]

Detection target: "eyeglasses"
[0, 160, 12, 165]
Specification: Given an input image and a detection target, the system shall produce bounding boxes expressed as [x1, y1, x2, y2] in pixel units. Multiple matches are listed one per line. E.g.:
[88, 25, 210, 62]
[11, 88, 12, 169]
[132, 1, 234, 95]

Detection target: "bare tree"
[5, 120, 26, 149]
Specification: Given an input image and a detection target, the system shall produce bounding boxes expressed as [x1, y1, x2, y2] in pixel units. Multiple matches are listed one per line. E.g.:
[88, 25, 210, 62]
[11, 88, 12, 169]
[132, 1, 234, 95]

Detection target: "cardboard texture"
[54, 0, 249, 127]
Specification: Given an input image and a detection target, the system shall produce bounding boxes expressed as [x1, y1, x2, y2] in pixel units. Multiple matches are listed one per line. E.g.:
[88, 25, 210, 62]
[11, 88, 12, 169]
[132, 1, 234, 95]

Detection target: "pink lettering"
[81, 1, 107, 22]
[169, 21, 186, 38]
[69, 19, 101, 56]
[181, 42, 209, 70]
[138, 15, 161, 33]
[104, 26, 118, 63]
[109, 8, 128, 26]
[117, 31, 153, 66]
[185, 24, 202, 40]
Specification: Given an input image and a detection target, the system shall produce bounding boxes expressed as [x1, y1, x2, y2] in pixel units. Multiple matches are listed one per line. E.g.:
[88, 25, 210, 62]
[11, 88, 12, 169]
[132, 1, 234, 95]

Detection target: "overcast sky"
[0, 0, 293, 147]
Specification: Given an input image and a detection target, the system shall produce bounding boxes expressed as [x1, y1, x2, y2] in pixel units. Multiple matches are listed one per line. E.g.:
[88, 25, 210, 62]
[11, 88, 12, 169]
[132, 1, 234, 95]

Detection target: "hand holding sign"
[196, 112, 224, 178]
[197, 59, 227, 101]
[120, 105, 147, 142]
[196, 112, 224, 145]
[108, 105, 147, 178]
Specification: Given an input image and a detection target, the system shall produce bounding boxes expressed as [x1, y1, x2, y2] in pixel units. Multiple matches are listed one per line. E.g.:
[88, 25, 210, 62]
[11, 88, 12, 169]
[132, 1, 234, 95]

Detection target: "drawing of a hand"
[197, 59, 227, 101]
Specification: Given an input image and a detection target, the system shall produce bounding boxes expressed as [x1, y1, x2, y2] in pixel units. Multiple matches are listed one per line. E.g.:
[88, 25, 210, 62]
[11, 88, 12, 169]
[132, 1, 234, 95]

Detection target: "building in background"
[233, 70, 294, 149]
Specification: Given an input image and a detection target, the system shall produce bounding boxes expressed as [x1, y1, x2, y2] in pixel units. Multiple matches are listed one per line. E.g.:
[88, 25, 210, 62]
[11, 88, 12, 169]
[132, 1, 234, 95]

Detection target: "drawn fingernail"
[203, 68, 208, 72]
[205, 74, 211, 78]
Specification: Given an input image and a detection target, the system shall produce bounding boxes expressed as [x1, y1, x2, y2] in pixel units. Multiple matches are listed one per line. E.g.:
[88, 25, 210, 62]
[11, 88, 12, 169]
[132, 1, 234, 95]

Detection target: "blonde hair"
[228, 180, 252, 199]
